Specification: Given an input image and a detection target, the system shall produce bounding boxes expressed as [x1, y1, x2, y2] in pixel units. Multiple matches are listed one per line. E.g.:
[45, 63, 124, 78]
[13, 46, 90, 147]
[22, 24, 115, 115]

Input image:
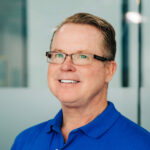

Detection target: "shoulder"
[115, 114, 150, 148]
[119, 114, 150, 137]
[18, 120, 50, 137]
[11, 119, 52, 150]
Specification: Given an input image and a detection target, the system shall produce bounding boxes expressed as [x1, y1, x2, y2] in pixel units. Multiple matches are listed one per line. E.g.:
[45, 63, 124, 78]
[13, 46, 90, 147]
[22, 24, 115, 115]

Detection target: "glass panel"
[0, 0, 26, 87]
[141, 0, 150, 131]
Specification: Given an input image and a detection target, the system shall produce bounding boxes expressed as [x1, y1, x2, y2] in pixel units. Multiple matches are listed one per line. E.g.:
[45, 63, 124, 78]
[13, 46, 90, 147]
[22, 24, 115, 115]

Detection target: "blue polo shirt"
[11, 102, 150, 150]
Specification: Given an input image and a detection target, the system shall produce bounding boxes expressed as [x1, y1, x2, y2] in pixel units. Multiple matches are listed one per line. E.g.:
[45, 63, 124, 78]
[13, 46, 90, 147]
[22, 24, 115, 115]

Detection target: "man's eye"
[56, 53, 64, 58]
[80, 55, 87, 59]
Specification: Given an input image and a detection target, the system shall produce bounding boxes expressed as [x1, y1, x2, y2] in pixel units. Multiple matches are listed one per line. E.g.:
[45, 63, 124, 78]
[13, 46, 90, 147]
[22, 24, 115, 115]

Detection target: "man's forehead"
[54, 23, 104, 46]
[52, 23, 105, 55]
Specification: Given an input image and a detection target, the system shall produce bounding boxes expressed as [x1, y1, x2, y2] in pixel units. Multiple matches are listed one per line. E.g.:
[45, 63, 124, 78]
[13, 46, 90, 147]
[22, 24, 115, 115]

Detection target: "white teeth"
[60, 80, 78, 83]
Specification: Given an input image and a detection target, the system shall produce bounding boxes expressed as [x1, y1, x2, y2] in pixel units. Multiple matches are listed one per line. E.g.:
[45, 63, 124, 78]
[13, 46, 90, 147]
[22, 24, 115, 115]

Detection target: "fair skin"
[48, 23, 117, 142]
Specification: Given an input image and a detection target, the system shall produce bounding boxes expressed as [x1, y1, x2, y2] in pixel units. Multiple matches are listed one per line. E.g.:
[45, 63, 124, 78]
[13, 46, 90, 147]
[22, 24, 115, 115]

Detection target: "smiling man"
[11, 13, 150, 150]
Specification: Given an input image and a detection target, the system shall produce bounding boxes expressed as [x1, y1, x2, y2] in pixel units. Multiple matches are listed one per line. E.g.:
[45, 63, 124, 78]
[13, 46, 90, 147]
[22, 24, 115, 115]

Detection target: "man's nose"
[60, 56, 76, 72]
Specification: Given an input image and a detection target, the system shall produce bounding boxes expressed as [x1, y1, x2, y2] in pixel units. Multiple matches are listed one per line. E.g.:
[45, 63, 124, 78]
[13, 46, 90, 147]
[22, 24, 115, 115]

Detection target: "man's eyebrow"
[51, 49, 90, 53]
[51, 49, 63, 52]
[76, 50, 88, 53]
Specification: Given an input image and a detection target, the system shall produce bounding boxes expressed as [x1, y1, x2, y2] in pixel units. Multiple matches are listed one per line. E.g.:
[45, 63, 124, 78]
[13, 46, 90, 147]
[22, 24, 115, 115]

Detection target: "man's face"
[48, 23, 116, 107]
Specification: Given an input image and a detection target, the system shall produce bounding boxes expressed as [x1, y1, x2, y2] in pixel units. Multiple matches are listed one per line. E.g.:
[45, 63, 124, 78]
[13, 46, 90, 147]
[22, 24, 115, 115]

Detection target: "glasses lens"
[72, 53, 92, 65]
[47, 52, 65, 64]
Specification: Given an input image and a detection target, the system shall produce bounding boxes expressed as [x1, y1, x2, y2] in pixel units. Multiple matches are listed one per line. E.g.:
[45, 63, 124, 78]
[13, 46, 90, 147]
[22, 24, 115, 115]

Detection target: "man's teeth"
[60, 80, 79, 83]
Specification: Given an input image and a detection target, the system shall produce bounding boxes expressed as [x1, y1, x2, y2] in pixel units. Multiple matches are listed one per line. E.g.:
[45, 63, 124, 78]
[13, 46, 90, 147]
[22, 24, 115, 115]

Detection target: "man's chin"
[58, 98, 81, 108]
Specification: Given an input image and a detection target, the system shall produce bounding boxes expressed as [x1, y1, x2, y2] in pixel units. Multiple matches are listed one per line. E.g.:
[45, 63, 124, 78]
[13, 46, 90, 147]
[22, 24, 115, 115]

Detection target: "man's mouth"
[59, 80, 80, 84]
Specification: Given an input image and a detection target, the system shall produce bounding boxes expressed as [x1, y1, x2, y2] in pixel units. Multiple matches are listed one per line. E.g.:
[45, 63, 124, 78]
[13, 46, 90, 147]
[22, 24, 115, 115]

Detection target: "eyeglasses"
[46, 51, 112, 65]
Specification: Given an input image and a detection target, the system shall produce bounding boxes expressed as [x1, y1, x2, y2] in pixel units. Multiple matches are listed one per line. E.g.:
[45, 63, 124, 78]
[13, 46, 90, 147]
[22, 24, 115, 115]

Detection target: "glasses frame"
[46, 51, 112, 65]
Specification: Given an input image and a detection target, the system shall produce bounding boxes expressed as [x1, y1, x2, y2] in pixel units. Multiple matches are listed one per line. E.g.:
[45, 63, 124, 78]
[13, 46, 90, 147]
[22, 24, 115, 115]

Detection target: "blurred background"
[0, 0, 150, 149]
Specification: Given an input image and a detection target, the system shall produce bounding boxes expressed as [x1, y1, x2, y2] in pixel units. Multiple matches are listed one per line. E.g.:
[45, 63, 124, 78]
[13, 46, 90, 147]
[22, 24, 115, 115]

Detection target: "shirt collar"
[80, 101, 120, 138]
[45, 101, 120, 138]
[45, 109, 63, 133]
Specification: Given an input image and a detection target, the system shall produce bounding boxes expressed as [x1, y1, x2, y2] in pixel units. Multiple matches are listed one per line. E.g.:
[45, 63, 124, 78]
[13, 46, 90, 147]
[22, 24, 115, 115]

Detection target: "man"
[11, 12, 150, 150]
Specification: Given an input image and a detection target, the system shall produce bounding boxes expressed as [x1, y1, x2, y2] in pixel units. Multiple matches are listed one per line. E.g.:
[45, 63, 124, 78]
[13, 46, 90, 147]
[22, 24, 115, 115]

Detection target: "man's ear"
[105, 61, 117, 83]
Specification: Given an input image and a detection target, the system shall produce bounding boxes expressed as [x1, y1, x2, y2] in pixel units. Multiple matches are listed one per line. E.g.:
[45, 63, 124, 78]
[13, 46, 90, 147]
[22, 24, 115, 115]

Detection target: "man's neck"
[61, 99, 108, 143]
